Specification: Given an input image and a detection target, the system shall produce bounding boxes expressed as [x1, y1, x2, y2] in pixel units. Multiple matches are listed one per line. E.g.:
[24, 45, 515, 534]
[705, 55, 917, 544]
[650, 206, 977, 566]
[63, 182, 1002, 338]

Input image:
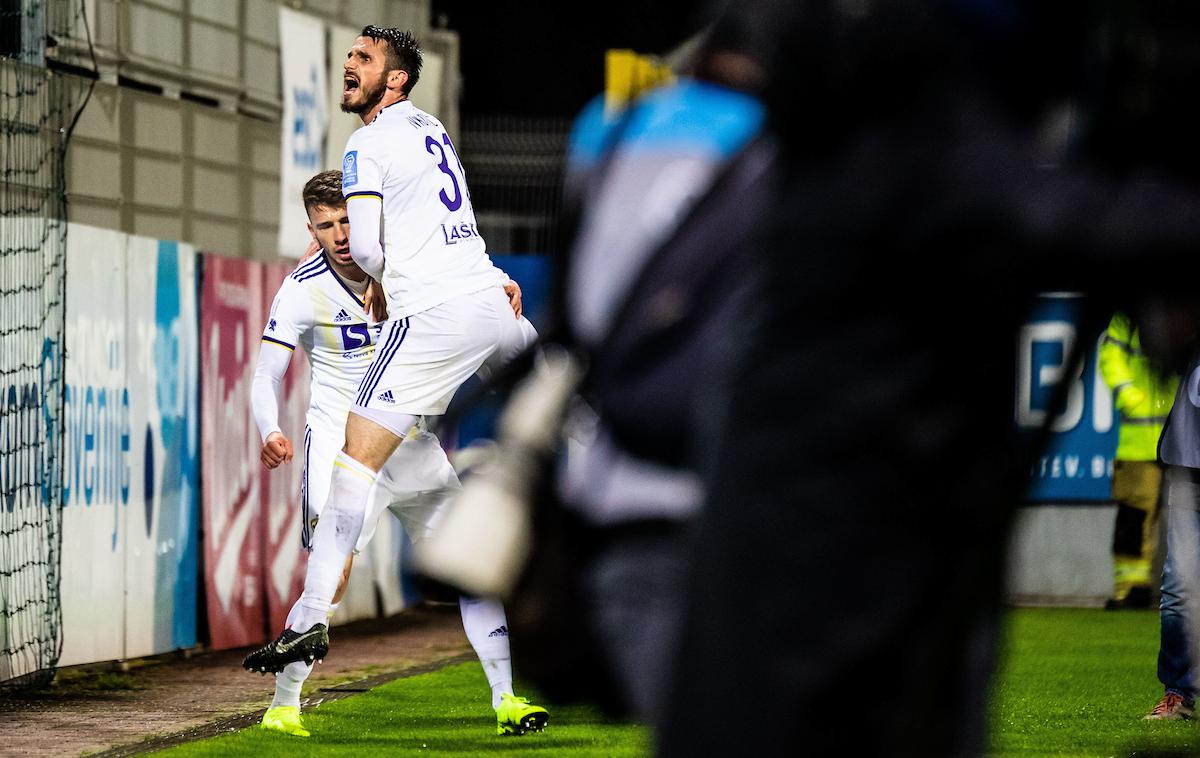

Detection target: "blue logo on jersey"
[338, 323, 373, 352]
[441, 222, 479, 245]
[268, 318, 277, 332]
[342, 151, 358, 188]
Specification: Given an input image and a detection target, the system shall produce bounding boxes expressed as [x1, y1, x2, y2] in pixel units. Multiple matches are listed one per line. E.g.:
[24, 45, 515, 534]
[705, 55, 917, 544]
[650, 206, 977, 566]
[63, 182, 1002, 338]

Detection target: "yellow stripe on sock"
[333, 459, 376, 483]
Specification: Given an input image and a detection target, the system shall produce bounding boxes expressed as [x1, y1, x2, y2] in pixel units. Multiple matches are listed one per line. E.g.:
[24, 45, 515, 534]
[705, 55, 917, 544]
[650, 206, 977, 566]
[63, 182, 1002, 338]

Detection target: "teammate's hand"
[261, 432, 294, 469]
[298, 239, 321, 264]
[365, 278, 389, 321]
[504, 280, 523, 319]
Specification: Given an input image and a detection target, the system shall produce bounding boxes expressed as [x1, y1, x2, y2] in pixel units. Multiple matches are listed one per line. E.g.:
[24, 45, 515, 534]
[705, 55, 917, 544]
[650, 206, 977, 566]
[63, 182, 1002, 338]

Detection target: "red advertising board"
[201, 255, 310, 649]
[201, 255, 266, 649]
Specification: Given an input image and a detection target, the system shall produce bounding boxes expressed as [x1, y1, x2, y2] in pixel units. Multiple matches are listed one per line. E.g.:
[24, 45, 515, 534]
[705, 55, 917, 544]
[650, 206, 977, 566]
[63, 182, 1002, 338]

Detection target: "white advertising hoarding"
[61, 225, 128, 666]
[278, 7, 329, 258]
[60, 225, 200, 666]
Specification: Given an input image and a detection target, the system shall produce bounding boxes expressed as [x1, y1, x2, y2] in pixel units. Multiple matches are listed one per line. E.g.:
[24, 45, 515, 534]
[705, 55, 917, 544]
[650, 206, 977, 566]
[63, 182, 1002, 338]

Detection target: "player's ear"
[388, 69, 408, 93]
[307, 223, 317, 241]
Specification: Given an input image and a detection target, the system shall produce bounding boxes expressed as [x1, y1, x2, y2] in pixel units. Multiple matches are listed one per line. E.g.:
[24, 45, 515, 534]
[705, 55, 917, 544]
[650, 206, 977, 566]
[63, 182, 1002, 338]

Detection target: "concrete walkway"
[0, 605, 470, 757]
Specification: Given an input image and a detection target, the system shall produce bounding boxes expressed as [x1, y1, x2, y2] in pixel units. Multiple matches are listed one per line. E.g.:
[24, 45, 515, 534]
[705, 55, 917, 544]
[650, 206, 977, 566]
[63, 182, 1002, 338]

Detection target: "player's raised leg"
[296, 410, 410, 625]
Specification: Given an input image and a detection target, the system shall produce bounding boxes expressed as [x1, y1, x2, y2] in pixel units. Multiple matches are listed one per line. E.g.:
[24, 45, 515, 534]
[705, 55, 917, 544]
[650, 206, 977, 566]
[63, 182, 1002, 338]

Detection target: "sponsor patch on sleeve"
[342, 151, 358, 188]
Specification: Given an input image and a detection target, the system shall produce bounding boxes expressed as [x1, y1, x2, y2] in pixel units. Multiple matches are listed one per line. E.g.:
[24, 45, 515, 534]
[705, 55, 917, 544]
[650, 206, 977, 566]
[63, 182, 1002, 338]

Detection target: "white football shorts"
[352, 285, 538, 419]
[301, 421, 461, 551]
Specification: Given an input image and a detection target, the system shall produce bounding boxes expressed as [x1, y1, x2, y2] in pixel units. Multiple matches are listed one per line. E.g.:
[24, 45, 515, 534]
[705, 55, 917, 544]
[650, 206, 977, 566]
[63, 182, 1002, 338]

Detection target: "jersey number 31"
[426, 132, 469, 212]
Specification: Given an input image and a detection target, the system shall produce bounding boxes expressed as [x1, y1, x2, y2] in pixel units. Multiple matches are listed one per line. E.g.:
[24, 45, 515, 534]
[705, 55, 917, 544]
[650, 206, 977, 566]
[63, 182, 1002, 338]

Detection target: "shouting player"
[255, 27, 548, 735]
[243, 170, 546, 737]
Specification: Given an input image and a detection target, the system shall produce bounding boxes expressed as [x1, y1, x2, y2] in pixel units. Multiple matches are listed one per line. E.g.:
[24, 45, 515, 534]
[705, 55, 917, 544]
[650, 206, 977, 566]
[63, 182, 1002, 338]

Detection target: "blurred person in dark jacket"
[658, 1, 1200, 755]
[507, 6, 781, 728]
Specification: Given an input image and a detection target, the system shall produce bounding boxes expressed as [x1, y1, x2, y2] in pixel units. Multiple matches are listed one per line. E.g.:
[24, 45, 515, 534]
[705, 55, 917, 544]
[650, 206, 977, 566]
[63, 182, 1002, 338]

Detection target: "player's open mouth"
[343, 75, 358, 95]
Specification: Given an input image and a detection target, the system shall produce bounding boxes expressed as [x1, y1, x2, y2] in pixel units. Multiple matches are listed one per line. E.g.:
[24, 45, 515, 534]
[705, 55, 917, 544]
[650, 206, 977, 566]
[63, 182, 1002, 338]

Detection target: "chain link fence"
[0, 0, 95, 690]
[459, 116, 569, 255]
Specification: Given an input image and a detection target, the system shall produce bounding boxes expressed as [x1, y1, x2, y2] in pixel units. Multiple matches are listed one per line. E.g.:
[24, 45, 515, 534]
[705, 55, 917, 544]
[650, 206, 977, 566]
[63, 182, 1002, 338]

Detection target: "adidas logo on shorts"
[334, 308, 352, 323]
[487, 625, 508, 638]
[377, 390, 395, 404]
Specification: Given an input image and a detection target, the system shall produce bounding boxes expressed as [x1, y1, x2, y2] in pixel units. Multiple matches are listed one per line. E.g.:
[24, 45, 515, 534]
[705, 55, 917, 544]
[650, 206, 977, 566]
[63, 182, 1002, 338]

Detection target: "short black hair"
[361, 25, 422, 96]
[302, 170, 345, 211]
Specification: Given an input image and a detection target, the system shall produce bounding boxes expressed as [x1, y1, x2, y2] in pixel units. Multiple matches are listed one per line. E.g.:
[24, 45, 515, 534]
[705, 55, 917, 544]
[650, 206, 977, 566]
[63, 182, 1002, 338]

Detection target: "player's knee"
[336, 440, 371, 468]
[345, 409, 413, 467]
[341, 438, 389, 472]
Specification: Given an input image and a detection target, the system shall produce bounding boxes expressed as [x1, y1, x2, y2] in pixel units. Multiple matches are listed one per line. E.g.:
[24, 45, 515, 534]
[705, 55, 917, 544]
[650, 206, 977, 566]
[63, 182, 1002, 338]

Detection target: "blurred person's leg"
[582, 521, 694, 725]
[657, 409, 1013, 754]
[655, 263, 1018, 754]
[550, 405, 705, 724]
[1151, 465, 1200, 718]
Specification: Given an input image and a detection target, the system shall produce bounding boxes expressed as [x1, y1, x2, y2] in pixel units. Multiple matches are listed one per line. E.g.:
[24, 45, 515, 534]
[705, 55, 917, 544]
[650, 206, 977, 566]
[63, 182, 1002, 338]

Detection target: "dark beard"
[340, 77, 386, 115]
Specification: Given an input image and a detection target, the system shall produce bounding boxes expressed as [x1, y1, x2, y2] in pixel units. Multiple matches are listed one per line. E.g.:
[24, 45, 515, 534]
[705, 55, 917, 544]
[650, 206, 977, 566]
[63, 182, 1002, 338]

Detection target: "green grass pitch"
[154, 662, 649, 757]
[155, 608, 1199, 756]
[990, 608, 1199, 756]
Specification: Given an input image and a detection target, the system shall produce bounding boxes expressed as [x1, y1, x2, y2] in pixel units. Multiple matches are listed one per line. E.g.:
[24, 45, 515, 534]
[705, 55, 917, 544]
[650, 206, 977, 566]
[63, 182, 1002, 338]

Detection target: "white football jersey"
[261, 253, 383, 433]
[340, 100, 506, 318]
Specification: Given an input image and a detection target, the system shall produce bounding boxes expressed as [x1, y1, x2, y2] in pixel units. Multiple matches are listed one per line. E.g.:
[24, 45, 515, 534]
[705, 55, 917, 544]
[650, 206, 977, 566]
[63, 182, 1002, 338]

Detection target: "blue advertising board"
[147, 240, 200, 652]
[450, 254, 551, 447]
[1018, 294, 1117, 501]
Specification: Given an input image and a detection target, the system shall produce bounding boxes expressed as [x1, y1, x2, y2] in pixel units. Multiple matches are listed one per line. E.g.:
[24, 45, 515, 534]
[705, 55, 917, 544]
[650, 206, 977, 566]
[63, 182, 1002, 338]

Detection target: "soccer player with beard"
[245, 28, 549, 736]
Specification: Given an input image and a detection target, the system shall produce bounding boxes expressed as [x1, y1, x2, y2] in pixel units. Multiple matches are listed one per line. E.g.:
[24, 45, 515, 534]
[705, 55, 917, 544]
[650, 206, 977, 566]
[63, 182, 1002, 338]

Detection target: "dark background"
[430, 0, 703, 118]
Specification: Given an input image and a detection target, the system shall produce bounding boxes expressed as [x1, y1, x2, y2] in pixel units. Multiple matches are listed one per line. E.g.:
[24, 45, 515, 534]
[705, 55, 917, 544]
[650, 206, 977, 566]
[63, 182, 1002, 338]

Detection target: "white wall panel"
[127, 3, 184, 67]
[190, 21, 242, 81]
[1006, 505, 1116, 607]
[192, 112, 239, 165]
[60, 225, 130, 666]
[132, 156, 183, 208]
[193, 165, 240, 218]
[131, 96, 183, 153]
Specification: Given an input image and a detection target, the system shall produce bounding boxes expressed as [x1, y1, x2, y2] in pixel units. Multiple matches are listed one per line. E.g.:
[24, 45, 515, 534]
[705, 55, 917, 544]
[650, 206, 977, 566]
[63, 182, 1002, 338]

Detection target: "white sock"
[295, 452, 375, 632]
[460, 596, 513, 709]
[272, 661, 311, 709]
[272, 601, 342, 709]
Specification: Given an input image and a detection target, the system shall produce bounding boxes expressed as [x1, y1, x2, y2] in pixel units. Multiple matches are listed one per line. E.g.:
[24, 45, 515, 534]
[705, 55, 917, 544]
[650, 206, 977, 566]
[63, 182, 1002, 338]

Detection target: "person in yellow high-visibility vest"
[1099, 311, 1180, 609]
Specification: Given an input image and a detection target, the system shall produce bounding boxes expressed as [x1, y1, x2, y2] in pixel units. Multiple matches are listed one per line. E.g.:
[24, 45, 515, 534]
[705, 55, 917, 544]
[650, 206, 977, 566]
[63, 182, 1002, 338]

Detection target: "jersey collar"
[371, 98, 412, 125]
[321, 251, 367, 308]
